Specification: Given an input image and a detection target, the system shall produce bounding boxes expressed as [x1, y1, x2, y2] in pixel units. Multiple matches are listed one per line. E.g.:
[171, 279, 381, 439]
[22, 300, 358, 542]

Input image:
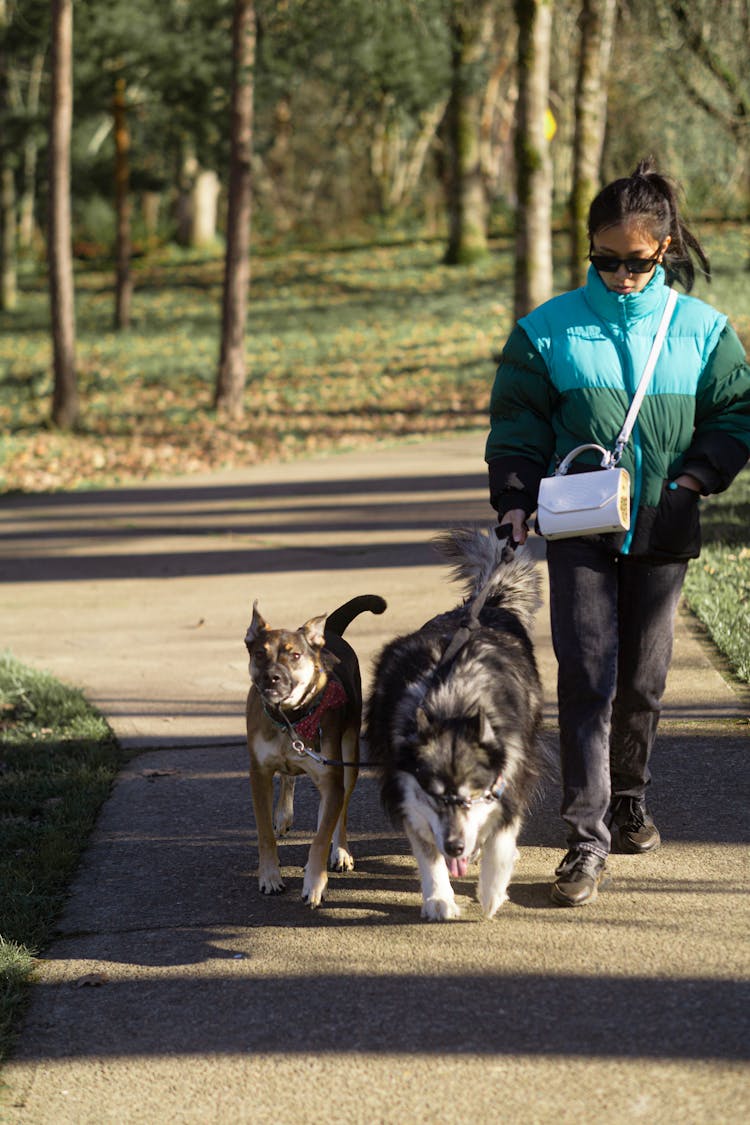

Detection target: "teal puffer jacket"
[486, 265, 750, 558]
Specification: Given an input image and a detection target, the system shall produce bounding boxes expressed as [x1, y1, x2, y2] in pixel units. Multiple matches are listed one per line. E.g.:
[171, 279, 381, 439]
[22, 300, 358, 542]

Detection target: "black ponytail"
[588, 157, 711, 291]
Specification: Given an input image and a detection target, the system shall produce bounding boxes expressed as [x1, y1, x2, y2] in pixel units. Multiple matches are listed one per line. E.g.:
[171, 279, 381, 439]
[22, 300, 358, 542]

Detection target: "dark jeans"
[547, 537, 688, 859]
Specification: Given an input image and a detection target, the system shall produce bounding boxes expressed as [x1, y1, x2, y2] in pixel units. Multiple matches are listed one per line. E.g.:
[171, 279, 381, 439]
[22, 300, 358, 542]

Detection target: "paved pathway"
[1, 434, 748, 1124]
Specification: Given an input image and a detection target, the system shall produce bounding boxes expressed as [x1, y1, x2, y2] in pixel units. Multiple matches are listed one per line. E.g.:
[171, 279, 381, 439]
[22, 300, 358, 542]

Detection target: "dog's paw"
[421, 895, 461, 922]
[329, 846, 355, 873]
[273, 810, 294, 838]
[478, 888, 508, 920]
[301, 885, 327, 908]
[302, 870, 328, 908]
[259, 879, 286, 896]
[258, 869, 286, 895]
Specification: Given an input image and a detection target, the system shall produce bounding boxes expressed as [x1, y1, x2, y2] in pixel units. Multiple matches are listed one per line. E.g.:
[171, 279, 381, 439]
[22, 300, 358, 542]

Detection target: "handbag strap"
[611, 287, 677, 464]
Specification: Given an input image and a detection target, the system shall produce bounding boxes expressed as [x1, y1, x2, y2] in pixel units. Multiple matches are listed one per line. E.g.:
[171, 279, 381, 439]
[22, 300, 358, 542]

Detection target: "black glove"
[494, 522, 522, 551]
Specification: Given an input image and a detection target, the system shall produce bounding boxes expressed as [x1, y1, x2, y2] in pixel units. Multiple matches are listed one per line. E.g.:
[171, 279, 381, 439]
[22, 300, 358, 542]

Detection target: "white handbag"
[536, 288, 678, 540]
[537, 445, 632, 538]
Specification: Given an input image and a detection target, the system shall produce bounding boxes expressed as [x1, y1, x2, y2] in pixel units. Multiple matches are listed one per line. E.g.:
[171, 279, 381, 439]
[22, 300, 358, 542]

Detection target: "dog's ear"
[245, 600, 267, 647]
[301, 613, 327, 649]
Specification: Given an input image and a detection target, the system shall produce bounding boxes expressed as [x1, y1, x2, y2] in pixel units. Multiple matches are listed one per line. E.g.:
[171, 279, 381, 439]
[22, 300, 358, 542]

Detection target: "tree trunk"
[569, 0, 617, 288]
[371, 93, 402, 214]
[142, 190, 161, 236]
[214, 0, 255, 420]
[513, 0, 554, 319]
[371, 96, 448, 216]
[191, 170, 220, 247]
[3, 44, 44, 266]
[443, 0, 494, 265]
[113, 75, 132, 330]
[479, 37, 518, 200]
[266, 93, 294, 233]
[176, 153, 221, 248]
[176, 149, 198, 246]
[0, 0, 17, 310]
[49, 0, 78, 431]
[0, 164, 17, 311]
[18, 50, 45, 251]
[402, 100, 449, 211]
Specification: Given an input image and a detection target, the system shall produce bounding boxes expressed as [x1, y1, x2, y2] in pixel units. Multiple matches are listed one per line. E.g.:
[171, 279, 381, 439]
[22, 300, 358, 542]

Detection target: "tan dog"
[244, 594, 386, 906]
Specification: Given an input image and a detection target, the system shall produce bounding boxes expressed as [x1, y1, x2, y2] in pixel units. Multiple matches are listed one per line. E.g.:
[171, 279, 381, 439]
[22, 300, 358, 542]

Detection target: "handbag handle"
[611, 287, 678, 464]
[556, 443, 611, 476]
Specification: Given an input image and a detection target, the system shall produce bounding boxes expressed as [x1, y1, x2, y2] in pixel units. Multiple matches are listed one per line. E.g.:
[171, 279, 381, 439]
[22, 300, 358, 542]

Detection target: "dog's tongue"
[448, 856, 469, 879]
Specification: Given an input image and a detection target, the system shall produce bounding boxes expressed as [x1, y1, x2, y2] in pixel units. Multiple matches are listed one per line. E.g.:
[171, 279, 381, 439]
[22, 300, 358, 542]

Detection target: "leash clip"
[291, 736, 325, 765]
[606, 444, 623, 468]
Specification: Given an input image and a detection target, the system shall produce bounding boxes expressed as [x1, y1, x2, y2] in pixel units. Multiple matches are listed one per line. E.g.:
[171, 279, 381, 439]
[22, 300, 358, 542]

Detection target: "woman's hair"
[588, 157, 711, 291]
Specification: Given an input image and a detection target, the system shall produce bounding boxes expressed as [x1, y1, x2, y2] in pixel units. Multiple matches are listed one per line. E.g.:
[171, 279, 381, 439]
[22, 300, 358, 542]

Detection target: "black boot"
[550, 849, 611, 907]
[609, 795, 661, 854]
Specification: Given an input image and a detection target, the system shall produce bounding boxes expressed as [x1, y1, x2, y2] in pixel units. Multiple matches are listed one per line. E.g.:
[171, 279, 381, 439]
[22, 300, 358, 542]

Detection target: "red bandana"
[293, 678, 347, 742]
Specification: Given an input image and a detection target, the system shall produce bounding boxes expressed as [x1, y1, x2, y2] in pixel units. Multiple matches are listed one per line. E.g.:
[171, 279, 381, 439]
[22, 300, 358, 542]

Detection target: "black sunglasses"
[589, 252, 661, 275]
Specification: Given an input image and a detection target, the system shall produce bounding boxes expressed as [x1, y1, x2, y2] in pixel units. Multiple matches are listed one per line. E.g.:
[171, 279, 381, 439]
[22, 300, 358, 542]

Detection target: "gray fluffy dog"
[365, 526, 545, 921]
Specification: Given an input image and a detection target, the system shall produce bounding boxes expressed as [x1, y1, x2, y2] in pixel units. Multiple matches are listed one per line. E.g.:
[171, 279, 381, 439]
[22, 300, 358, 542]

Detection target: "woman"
[486, 158, 750, 906]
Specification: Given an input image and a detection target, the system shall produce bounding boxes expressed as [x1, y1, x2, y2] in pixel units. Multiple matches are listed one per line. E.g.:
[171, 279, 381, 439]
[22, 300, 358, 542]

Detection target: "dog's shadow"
[247, 855, 557, 921]
[357, 856, 557, 912]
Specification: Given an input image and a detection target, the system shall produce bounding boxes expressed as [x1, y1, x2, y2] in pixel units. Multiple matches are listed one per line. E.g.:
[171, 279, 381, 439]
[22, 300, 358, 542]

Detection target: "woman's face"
[590, 220, 670, 295]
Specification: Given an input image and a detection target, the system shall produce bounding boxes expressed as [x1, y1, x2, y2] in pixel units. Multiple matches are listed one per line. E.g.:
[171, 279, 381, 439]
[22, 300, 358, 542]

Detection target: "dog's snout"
[258, 663, 292, 702]
[444, 836, 465, 857]
[262, 673, 286, 696]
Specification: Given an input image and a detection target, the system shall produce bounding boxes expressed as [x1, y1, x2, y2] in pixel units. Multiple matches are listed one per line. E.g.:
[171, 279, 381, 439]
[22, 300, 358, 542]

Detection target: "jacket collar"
[583, 263, 668, 326]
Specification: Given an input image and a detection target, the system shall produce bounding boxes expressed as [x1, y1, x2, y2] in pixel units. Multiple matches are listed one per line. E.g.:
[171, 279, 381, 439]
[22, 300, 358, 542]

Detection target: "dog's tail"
[325, 594, 387, 637]
[432, 526, 541, 631]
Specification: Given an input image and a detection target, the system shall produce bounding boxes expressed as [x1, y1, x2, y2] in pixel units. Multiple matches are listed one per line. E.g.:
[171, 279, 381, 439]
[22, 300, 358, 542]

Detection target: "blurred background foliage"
[2, 0, 748, 261]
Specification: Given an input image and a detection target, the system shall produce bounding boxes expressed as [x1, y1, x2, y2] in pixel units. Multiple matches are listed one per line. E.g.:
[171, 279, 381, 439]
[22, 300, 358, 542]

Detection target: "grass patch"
[683, 468, 750, 684]
[0, 653, 122, 1062]
[0, 238, 513, 491]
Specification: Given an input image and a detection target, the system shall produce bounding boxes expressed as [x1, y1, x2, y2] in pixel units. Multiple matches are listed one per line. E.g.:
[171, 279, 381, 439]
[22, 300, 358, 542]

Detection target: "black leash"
[436, 526, 518, 670]
[436, 573, 495, 669]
